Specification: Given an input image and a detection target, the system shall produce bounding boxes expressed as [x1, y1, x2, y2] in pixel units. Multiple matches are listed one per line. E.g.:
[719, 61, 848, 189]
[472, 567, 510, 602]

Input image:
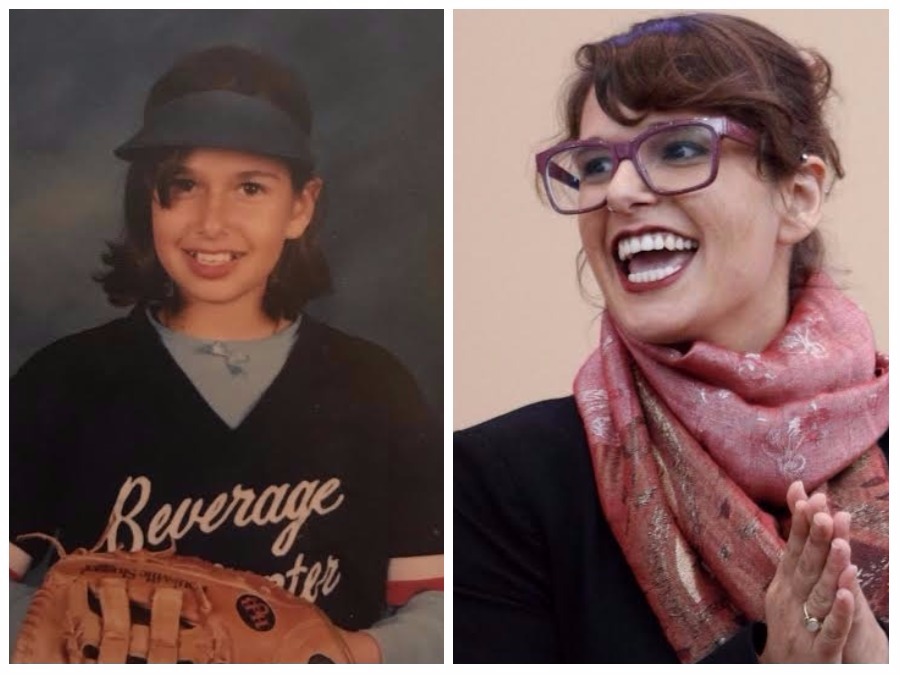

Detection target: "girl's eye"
[240, 182, 266, 196]
[170, 177, 196, 194]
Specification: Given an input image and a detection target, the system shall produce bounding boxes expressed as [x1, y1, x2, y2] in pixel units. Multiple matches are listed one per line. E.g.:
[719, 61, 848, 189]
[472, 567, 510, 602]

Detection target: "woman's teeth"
[615, 232, 699, 285]
[617, 232, 698, 262]
[628, 265, 682, 284]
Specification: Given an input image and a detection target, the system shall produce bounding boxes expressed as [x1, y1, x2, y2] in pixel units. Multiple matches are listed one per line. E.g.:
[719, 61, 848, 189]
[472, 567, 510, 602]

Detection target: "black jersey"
[11, 308, 443, 630]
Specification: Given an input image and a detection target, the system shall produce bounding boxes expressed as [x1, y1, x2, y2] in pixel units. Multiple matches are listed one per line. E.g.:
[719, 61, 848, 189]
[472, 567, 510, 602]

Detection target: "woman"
[454, 13, 887, 663]
[10, 45, 443, 663]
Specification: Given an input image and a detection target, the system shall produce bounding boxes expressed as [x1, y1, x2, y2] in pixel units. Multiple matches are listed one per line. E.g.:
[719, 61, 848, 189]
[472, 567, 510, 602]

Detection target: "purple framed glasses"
[535, 117, 758, 215]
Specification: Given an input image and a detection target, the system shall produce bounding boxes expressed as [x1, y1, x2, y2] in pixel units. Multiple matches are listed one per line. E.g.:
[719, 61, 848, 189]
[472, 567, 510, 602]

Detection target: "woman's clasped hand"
[761, 481, 887, 663]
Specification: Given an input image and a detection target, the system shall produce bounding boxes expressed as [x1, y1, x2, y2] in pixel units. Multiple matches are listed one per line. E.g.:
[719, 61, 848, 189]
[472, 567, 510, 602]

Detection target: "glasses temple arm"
[723, 119, 758, 146]
[546, 162, 579, 190]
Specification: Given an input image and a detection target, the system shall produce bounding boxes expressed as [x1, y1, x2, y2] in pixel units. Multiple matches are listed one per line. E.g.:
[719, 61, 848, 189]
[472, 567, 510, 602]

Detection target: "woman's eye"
[577, 153, 614, 182]
[660, 141, 708, 162]
[240, 182, 266, 196]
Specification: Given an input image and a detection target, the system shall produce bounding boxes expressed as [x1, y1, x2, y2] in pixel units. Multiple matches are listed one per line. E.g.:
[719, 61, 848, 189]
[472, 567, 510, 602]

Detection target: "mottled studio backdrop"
[9, 10, 443, 410]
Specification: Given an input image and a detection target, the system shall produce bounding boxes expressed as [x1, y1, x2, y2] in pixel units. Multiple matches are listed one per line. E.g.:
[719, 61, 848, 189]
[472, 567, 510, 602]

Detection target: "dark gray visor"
[114, 90, 313, 164]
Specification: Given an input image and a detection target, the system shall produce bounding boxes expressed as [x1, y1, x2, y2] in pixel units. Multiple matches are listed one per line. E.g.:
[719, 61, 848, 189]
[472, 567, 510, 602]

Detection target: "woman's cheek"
[577, 213, 600, 245]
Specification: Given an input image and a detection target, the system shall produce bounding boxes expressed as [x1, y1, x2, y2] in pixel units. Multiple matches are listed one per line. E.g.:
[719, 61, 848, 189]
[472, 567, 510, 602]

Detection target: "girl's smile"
[184, 249, 245, 279]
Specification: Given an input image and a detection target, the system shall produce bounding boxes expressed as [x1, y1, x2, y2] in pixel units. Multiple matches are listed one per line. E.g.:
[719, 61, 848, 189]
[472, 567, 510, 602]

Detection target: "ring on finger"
[803, 602, 824, 633]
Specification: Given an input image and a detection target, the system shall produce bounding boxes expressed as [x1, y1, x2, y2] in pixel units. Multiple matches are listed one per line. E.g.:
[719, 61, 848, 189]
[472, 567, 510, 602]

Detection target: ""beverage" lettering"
[100, 476, 344, 556]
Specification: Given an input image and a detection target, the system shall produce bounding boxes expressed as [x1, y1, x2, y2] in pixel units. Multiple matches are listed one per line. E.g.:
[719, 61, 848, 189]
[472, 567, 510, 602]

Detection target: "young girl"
[10, 46, 443, 663]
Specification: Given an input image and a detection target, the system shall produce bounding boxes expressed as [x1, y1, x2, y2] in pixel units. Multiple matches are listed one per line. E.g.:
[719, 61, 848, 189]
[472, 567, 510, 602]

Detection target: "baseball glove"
[12, 537, 354, 664]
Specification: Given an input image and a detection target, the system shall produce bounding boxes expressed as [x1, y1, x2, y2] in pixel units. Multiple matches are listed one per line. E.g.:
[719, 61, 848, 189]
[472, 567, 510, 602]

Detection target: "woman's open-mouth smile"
[613, 228, 699, 292]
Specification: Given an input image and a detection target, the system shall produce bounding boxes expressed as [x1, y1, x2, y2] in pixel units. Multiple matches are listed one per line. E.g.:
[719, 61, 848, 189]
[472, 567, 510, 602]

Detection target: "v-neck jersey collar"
[124, 306, 325, 436]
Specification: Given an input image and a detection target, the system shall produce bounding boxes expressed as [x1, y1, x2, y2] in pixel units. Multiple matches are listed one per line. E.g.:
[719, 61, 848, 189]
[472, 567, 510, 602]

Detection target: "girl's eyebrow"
[235, 170, 283, 181]
[172, 166, 283, 181]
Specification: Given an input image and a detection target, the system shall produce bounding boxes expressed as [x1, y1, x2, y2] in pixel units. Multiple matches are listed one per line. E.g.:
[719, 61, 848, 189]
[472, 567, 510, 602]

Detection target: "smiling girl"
[10, 46, 442, 663]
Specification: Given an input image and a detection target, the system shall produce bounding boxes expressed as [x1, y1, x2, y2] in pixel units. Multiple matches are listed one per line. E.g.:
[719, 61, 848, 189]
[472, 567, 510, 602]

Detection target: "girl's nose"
[196, 192, 228, 237]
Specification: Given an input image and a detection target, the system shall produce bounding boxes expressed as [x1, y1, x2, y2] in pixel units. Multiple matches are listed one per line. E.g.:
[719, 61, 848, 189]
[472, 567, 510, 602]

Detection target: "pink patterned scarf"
[573, 274, 888, 662]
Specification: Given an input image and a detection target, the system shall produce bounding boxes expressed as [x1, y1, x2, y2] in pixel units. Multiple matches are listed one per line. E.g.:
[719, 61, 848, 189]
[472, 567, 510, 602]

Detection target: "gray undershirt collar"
[147, 309, 301, 428]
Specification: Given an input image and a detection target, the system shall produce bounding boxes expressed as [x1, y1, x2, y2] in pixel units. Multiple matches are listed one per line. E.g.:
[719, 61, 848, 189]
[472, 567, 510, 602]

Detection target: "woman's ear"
[777, 154, 827, 245]
[286, 177, 323, 239]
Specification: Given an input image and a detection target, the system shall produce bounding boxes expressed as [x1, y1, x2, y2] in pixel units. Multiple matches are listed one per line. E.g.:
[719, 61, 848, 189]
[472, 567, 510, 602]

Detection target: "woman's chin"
[607, 311, 695, 348]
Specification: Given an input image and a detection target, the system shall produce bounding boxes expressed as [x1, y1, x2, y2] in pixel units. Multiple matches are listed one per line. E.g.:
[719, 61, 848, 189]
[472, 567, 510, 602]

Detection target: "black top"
[454, 396, 888, 663]
[11, 308, 443, 630]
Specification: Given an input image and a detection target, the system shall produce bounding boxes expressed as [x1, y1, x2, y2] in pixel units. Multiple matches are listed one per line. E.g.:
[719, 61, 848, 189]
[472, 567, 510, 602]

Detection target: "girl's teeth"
[194, 252, 233, 265]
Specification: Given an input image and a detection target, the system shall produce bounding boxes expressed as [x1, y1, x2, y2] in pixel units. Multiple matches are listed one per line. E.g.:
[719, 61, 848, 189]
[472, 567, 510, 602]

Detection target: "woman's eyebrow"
[579, 120, 672, 142]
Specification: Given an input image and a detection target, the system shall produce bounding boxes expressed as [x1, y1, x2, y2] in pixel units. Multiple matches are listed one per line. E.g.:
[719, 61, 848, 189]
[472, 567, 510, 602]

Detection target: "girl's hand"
[759, 482, 854, 663]
[336, 628, 382, 663]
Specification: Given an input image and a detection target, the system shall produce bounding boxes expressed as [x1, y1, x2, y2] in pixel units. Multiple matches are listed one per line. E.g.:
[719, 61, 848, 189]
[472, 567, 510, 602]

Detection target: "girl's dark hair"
[96, 45, 331, 319]
[564, 13, 843, 289]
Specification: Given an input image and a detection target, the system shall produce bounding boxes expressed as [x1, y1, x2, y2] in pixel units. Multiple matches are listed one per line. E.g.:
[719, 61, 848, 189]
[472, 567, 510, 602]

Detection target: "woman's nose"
[604, 159, 657, 214]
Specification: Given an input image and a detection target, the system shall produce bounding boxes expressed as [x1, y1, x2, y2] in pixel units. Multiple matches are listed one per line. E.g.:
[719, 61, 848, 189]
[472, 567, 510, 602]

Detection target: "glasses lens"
[636, 124, 716, 194]
[544, 144, 613, 213]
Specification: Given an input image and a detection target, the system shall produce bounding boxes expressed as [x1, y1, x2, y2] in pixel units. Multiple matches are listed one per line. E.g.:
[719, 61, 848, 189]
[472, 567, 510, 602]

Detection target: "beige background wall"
[454, 9, 888, 430]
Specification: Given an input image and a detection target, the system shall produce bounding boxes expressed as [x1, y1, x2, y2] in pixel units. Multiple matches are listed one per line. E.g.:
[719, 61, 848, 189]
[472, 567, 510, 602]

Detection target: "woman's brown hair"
[564, 13, 843, 289]
[95, 45, 331, 319]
